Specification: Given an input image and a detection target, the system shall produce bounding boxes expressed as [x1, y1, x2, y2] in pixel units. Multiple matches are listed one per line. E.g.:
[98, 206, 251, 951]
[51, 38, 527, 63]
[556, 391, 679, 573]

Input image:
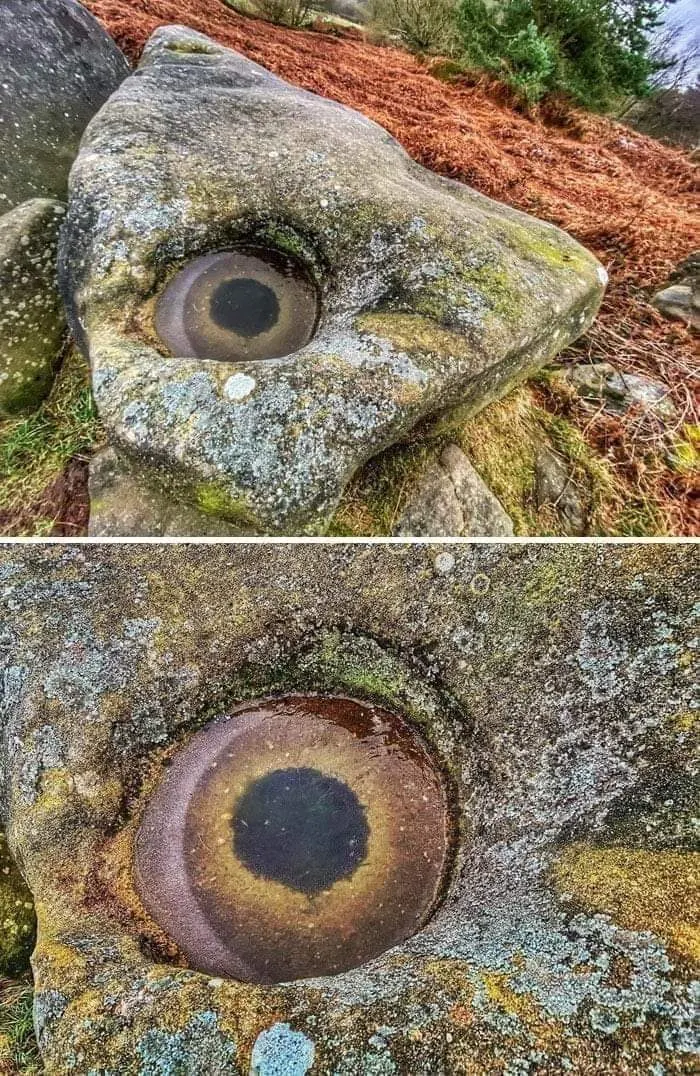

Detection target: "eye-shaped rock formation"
[0, 545, 696, 1074]
[60, 25, 608, 536]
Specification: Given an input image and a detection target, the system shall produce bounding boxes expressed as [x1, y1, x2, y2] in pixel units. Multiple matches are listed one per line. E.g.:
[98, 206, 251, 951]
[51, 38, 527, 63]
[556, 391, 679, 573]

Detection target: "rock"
[534, 443, 587, 535]
[0, 199, 67, 415]
[652, 284, 700, 330]
[396, 443, 514, 536]
[0, 0, 129, 212]
[59, 25, 606, 536]
[566, 362, 678, 422]
[88, 447, 252, 537]
[0, 545, 696, 1072]
[652, 251, 699, 330]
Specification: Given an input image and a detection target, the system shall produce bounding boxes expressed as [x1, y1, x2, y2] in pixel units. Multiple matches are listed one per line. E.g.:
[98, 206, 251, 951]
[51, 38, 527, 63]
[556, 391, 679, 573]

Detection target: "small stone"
[652, 284, 699, 330]
[396, 444, 514, 537]
[534, 444, 587, 536]
[566, 363, 677, 422]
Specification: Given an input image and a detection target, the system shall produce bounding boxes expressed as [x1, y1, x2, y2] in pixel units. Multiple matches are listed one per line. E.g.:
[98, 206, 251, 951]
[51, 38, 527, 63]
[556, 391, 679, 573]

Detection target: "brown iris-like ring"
[135, 695, 452, 984]
[154, 247, 320, 363]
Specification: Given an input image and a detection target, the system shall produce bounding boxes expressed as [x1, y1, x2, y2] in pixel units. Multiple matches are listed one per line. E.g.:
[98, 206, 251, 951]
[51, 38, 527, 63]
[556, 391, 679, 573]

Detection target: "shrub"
[253, 0, 317, 27]
[456, 0, 671, 110]
[368, 0, 459, 54]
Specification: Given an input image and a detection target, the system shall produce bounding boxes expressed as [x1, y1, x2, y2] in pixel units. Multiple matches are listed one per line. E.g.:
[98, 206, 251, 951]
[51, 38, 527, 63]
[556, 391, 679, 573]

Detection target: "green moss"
[0, 830, 35, 979]
[668, 424, 699, 474]
[457, 383, 663, 536]
[498, 219, 594, 273]
[0, 347, 102, 536]
[193, 481, 258, 527]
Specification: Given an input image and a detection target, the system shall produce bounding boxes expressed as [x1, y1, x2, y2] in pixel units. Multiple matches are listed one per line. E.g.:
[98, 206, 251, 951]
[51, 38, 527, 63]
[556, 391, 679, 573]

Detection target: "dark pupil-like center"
[233, 767, 369, 895]
[209, 277, 280, 337]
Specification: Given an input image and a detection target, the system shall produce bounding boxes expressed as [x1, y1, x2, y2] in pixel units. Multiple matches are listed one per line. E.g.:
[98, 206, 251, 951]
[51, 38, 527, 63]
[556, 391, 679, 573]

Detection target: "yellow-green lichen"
[553, 844, 700, 964]
[193, 482, 258, 527]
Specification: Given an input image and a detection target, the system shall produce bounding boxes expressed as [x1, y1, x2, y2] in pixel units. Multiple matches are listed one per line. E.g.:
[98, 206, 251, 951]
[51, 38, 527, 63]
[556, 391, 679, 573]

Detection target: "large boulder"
[59, 25, 607, 536]
[0, 545, 696, 1072]
[0, 0, 129, 212]
[0, 200, 67, 415]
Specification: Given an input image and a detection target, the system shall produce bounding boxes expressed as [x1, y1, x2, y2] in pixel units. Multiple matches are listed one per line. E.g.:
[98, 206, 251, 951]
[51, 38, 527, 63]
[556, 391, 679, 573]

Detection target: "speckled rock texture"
[395, 443, 514, 536]
[0, 0, 129, 212]
[564, 363, 678, 423]
[59, 24, 607, 536]
[652, 252, 699, 331]
[0, 544, 697, 1074]
[0, 199, 68, 415]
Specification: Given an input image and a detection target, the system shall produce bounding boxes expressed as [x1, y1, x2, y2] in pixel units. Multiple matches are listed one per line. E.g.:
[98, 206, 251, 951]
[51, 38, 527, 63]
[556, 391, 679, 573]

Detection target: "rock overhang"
[59, 25, 608, 535]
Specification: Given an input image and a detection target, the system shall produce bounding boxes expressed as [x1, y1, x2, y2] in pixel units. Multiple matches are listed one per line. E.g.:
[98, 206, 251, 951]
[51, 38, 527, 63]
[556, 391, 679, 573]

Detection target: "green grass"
[0, 348, 102, 536]
[0, 980, 40, 1075]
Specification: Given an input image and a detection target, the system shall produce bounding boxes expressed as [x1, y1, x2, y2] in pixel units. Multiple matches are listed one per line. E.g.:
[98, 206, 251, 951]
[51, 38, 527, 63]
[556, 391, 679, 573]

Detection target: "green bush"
[369, 0, 459, 53]
[253, 0, 316, 27]
[456, 0, 670, 109]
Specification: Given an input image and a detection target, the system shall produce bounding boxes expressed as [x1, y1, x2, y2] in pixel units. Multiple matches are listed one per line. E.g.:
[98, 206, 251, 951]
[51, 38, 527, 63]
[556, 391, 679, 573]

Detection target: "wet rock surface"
[0, 0, 129, 212]
[60, 24, 606, 536]
[0, 545, 696, 1073]
[395, 443, 514, 536]
[0, 199, 68, 415]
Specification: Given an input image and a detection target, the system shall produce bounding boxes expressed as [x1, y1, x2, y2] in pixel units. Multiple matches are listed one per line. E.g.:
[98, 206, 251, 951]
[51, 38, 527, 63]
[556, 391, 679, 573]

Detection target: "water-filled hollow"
[154, 247, 319, 363]
[135, 695, 452, 983]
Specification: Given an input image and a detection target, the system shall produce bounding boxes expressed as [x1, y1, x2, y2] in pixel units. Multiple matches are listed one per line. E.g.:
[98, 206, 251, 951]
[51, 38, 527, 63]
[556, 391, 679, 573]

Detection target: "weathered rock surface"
[0, 200, 67, 415]
[88, 447, 249, 537]
[534, 443, 587, 535]
[60, 25, 606, 536]
[0, 545, 696, 1073]
[396, 443, 514, 536]
[566, 361, 678, 422]
[0, 0, 129, 212]
[652, 251, 699, 330]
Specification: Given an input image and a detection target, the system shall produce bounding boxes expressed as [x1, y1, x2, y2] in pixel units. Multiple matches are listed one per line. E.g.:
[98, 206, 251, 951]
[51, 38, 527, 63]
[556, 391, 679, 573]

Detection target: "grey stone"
[0, 544, 696, 1072]
[566, 362, 678, 422]
[534, 443, 587, 535]
[0, 0, 129, 213]
[59, 25, 606, 536]
[652, 284, 700, 330]
[652, 251, 699, 330]
[88, 447, 249, 537]
[396, 443, 513, 536]
[317, 0, 368, 21]
[0, 199, 67, 415]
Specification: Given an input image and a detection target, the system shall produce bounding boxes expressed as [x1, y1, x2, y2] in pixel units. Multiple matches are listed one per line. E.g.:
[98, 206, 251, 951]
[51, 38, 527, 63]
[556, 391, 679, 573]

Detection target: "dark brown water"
[154, 247, 319, 363]
[135, 695, 451, 984]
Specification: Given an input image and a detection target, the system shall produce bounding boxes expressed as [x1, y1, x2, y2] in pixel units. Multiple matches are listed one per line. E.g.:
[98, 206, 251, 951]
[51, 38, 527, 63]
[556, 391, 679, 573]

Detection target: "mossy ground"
[0, 349, 102, 537]
[330, 378, 665, 536]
